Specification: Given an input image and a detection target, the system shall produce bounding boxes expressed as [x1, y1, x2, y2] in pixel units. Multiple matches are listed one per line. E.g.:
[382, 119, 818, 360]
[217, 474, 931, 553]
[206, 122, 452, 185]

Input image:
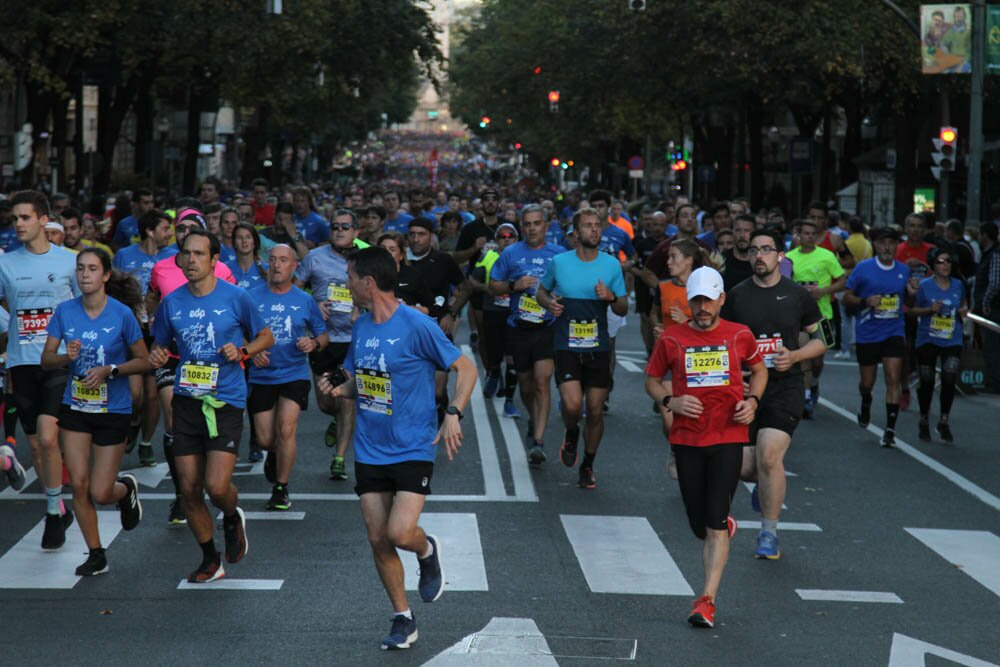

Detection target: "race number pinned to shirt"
[874, 294, 900, 319]
[685, 345, 730, 387]
[930, 314, 956, 339]
[568, 319, 598, 349]
[327, 283, 354, 314]
[16, 308, 53, 345]
[71, 378, 108, 413]
[179, 361, 220, 394]
[356, 368, 392, 415]
[516, 294, 545, 324]
[493, 294, 511, 309]
[755, 334, 784, 368]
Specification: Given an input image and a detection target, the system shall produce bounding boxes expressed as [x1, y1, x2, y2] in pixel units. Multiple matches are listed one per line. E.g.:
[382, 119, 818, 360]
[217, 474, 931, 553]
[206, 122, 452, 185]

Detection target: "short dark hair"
[251, 178, 269, 190]
[11, 190, 50, 218]
[588, 189, 612, 206]
[204, 202, 223, 215]
[848, 216, 866, 234]
[710, 203, 730, 217]
[180, 227, 221, 258]
[61, 207, 81, 223]
[946, 219, 964, 236]
[139, 210, 169, 240]
[806, 200, 827, 214]
[350, 247, 398, 292]
[366, 205, 387, 221]
[750, 228, 785, 251]
[734, 214, 755, 227]
[440, 210, 463, 227]
[275, 201, 293, 216]
[981, 221, 998, 244]
[132, 187, 153, 202]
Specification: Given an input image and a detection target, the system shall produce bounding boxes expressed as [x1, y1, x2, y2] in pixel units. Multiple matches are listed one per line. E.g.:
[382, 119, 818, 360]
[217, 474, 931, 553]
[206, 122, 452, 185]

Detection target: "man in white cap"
[643, 265, 768, 629]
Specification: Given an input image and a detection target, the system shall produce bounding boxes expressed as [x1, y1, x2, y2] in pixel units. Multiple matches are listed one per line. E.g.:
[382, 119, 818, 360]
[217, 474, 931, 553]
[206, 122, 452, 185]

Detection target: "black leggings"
[916, 344, 961, 418]
[672, 444, 743, 540]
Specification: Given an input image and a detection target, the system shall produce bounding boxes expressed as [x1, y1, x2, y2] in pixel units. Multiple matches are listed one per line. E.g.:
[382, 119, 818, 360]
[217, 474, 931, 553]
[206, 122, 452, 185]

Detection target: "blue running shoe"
[750, 484, 761, 513]
[417, 535, 444, 602]
[754, 530, 780, 559]
[484, 373, 501, 398]
[502, 399, 522, 419]
[381, 613, 418, 650]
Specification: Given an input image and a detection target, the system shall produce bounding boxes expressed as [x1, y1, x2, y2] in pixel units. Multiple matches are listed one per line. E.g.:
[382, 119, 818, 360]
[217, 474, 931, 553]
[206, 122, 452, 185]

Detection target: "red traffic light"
[940, 127, 957, 143]
[514, 142, 522, 150]
[481, 116, 491, 125]
[533, 66, 542, 75]
[548, 90, 560, 103]
[671, 159, 688, 171]
[550, 158, 560, 166]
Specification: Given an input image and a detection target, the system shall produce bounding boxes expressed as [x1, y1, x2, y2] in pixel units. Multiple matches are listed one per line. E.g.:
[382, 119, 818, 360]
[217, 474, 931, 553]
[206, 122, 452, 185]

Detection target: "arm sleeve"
[0, 305, 8, 335]
[540, 259, 557, 292]
[307, 298, 326, 336]
[490, 252, 510, 282]
[644, 335, 671, 377]
[152, 301, 173, 346]
[416, 316, 463, 370]
[445, 255, 465, 287]
[845, 264, 861, 293]
[737, 327, 762, 365]
[828, 253, 845, 279]
[455, 225, 477, 252]
[608, 261, 627, 297]
[293, 255, 311, 285]
[46, 305, 65, 340]
[238, 291, 267, 340]
[623, 236, 636, 258]
[122, 307, 144, 346]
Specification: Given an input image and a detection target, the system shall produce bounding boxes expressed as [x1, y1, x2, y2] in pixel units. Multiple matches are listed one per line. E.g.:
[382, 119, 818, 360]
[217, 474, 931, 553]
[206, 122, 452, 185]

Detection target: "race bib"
[929, 314, 955, 339]
[493, 294, 511, 309]
[71, 378, 108, 413]
[874, 295, 900, 319]
[178, 361, 219, 394]
[516, 294, 545, 324]
[755, 334, 783, 369]
[16, 308, 53, 345]
[327, 283, 353, 314]
[568, 319, 598, 349]
[685, 345, 730, 387]
[356, 368, 392, 415]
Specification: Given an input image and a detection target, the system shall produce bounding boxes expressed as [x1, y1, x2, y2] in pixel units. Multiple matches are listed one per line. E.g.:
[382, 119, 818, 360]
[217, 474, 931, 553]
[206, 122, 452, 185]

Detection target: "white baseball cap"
[686, 266, 724, 301]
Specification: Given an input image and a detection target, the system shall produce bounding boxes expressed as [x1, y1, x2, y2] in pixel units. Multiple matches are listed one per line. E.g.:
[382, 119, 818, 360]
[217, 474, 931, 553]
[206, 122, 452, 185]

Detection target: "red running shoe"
[727, 515, 737, 540]
[687, 595, 715, 628]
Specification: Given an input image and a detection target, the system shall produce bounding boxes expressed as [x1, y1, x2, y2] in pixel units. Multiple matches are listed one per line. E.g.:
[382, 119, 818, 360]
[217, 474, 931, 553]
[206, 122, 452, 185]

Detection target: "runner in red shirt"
[644, 266, 768, 629]
[895, 213, 935, 410]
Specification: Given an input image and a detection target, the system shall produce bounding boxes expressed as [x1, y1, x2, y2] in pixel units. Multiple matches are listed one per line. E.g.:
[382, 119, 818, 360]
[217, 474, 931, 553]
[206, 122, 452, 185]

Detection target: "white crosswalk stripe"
[400, 513, 489, 592]
[906, 528, 1000, 598]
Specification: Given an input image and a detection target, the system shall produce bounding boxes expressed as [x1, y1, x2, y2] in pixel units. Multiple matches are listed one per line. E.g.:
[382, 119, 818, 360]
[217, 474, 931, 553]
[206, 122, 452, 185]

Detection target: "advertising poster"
[921, 4, 972, 74]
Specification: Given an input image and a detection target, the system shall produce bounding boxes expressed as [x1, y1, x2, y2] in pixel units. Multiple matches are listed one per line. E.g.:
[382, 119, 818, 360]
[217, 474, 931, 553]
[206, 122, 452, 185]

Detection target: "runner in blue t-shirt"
[383, 191, 414, 234]
[318, 247, 476, 651]
[292, 187, 331, 247]
[150, 228, 273, 584]
[536, 207, 628, 489]
[248, 245, 328, 511]
[225, 222, 269, 291]
[489, 205, 566, 461]
[42, 247, 149, 576]
[0, 190, 80, 551]
[843, 227, 916, 447]
[912, 246, 967, 443]
[111, 188, 155, 249]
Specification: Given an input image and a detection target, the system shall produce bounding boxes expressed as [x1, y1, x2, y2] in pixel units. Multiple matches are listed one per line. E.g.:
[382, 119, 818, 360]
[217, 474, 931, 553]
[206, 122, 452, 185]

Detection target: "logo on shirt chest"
[270, 303, 285, 313]
[81, 330, 98, 341]
[188, 308, 206, 319]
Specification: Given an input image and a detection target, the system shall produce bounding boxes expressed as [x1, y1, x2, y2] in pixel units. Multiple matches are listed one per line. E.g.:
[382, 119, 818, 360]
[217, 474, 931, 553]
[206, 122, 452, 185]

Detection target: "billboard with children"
[921, 4, 972, 74]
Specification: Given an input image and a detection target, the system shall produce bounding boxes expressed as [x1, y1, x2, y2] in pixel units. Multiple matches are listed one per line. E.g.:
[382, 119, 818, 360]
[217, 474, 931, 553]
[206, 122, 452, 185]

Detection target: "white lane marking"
[617, 359, 643, 373]
[121, 462, 170, 488]
[0, 512, 122, 589]
[905, 528, 1000, 598]
[232, 461, 265, 476]
[741, 481, 787, 509]
[795, 589, 903, 603]
[0, 465, 37, 497]
[463, 345, 507, 500]
[818, 397, 1000, 513]
[560, 514, 693, 595]
[423, 617, 558, 666]
[737, 520, 822, 532]
[400, 513, 488, 592]
[888, 632, 999, 667]
[492, 397, 538, 502]
[216, 511, 305, 520]
[177, 579, 283, 590]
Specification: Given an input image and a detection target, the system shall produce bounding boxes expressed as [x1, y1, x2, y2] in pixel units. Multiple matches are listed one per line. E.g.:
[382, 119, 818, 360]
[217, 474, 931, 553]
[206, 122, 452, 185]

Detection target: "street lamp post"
[967, 0, 986, 226]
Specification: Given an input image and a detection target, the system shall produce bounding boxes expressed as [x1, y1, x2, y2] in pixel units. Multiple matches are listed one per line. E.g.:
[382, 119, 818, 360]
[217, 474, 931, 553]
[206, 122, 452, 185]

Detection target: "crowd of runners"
[0, 136, 997, 645]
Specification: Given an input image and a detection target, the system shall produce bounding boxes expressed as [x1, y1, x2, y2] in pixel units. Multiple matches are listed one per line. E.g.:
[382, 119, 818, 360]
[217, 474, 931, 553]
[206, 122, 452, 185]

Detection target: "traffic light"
[671, 159, 688, 172]
[479, 116, 491, 129]
[548, 90, 560, 113]
[514, 142, 522, 150]
[932, 126, 958, 172]
[550, 158, 560, 167]
[533, 66, 542, 75]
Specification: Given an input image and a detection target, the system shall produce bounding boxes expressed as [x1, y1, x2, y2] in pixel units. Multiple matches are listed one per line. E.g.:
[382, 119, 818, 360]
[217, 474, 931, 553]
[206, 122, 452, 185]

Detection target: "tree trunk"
[23, 85, 52, 187]
[94, 77, 139, 194]
[133, 81, 153, 180]
[893, 111, 917, 225]
[182, 86, 203, 195]
[747, 98, 765, 209]
[51, 95, 69, 192]
[840, 92, 863, 188]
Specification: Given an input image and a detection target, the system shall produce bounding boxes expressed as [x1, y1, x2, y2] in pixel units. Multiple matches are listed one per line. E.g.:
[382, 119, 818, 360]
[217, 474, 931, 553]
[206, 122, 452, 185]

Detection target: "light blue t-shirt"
[113, 215, 139, 247]
[248, 284, 326, 385]
[0, 244, 80, 366]
[383, 212, 414, 234]
[294, 245, 353, 343]
[845, 258, 911, 344]
[489, 241, 565, 327]
[294, 211, 330, 246]
[540, 251, 627, 352]
[916, 276, 964, 348]
[47, 296, 143, 414]
[113, 245, 178, 296]
[226, 259, 268, 291]
[345, 305, 462, 465]
[152, 280, 266, 408]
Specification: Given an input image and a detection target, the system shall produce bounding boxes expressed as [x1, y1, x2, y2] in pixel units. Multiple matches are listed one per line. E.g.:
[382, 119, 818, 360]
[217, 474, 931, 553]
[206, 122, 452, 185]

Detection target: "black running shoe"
[577, 466, 597, 489]
[168, 498, 187, 525]
[527, 442, 546, 464]
[919, 421, 931, 442]
[936, 422, 954, 444]
[75, 549, 108, 576]
[559, 431, 579, 468]
[857, 402, 871, 428]
[264, 451, 276, 484]
[881, 431, 895, 448]
[223, 507, 248, 563]
[41, 510, 74, 550]
[267, 484, 290, 511]
[117, 474, 142, 531]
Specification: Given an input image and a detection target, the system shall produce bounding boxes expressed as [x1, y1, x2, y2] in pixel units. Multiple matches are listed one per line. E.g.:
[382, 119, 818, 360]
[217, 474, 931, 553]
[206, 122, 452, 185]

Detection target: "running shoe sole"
[687, 612, 713, 628]
[528, 446, 546, 464]
[382, 629, 418, 650]
[187, 561, 225, 584]
[0, 444, 26, 491]
[224, 507, 248, 563]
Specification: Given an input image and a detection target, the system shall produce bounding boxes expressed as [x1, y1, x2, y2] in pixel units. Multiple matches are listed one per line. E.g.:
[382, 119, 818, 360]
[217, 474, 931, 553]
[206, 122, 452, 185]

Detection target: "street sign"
[628, 169, 644, 178]
[627, 155, 644, 170]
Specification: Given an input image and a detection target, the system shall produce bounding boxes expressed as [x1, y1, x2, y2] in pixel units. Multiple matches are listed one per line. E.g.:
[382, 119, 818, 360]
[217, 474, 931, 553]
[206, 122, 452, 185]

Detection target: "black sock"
[274, 482, 286, 492]
[861, 392, 873, 409]
[566, 426, 580, 443]
[504, 366, 518, 399]
[886, 403, 900, 432]
[199, 539, 218, 563]
[163, 433, 180, 495]
[90, 547, 106, 556]
[582, 452, 596, 469]
[4, 397, 17, 439]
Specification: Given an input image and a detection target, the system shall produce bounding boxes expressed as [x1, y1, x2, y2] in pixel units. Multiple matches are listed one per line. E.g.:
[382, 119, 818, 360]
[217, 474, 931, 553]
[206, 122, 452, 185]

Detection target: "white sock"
[396, 609, 413, 619]
[762, 518, 779, 535]
[419, 540, 434, 560]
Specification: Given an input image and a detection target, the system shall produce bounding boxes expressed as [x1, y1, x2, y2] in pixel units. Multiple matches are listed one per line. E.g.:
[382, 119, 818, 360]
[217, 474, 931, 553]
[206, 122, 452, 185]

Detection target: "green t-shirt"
[786, 246, 844, 319]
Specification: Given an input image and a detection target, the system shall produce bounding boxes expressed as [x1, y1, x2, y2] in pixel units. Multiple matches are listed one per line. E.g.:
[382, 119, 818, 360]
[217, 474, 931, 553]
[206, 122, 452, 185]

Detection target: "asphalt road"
[2, 320, 999, 666]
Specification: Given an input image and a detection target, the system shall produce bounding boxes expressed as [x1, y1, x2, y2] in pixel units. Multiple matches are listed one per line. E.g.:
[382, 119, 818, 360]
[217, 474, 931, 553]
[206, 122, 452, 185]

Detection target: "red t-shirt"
[895, 241, 934, 278]
[645, 318, 761, 447]
[252, 202, 276, 227]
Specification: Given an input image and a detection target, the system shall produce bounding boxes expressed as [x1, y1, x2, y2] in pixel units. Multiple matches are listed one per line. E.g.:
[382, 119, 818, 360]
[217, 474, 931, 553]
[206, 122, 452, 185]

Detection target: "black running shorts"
[57, 406, 131, 446]
[510, 325, 555, 373]
[248, 380, 311, 414]
[309, 342, 350, 376]
[10, 366, 68, 435]
[171, 394, 244, 457]
[354, 460, 434, 496]
[554, 350, 612, 389]
[750, 377, 804, 439]
[855, 336, 906, 366]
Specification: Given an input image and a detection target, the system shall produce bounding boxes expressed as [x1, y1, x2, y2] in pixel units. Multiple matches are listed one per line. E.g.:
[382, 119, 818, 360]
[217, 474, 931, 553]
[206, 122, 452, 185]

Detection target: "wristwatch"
[445, 405, 464, 420]
[109, 364, 120, 378]
[240, 347, 250, 361]
[660, 395, 672, 412]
